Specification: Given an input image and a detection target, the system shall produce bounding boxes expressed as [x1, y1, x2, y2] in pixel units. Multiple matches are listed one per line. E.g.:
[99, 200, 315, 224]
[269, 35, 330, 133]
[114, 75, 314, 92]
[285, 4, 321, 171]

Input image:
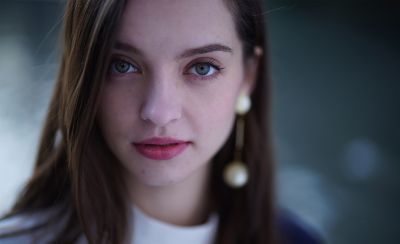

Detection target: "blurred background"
[0, 0, 399, 243]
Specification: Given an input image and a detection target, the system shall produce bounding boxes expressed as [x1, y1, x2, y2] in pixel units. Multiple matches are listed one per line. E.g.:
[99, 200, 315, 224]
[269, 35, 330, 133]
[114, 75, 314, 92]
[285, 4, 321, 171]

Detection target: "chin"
[134, 170, 193, 187]
[119, 145, 212, 188]
[130, 158, 209, 188]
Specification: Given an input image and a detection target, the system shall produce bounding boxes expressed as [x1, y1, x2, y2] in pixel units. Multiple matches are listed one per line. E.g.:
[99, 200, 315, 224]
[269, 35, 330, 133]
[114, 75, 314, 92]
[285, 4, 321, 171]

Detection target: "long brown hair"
[1, 0, 275, 243]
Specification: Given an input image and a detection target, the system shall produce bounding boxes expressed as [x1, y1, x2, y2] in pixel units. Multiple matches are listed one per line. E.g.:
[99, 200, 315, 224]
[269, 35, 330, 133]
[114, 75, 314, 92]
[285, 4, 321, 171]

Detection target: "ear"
[240, 46, 263, 96]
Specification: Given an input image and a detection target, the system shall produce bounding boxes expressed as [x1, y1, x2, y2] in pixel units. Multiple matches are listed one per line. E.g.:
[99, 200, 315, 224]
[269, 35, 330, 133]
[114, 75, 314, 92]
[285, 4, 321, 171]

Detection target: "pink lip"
[133, 137, 190, 160]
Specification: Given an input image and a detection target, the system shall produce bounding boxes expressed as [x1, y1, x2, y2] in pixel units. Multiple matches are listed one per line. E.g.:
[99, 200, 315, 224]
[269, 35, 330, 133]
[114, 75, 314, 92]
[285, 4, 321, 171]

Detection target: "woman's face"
[97, 0, 255, 187]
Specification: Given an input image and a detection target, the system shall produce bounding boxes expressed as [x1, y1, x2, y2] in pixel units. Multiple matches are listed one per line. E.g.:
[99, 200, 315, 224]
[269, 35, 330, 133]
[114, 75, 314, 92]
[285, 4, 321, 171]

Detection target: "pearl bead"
[223, 161, 248, 188]
[236, 94, 251, 115]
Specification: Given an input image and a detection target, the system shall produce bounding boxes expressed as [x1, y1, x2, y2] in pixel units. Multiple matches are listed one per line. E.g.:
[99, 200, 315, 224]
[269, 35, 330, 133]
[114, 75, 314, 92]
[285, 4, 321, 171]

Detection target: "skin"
[97, 0, 258, 227]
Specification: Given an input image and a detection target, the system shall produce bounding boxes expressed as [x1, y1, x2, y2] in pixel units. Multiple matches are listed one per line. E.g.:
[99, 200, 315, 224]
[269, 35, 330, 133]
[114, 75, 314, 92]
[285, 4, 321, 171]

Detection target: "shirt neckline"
[130, 205, 219, 244]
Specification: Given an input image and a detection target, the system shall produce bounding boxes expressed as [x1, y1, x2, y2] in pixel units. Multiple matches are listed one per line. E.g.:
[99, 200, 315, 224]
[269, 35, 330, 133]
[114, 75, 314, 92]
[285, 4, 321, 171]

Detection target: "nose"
[140, 77, 182, 127]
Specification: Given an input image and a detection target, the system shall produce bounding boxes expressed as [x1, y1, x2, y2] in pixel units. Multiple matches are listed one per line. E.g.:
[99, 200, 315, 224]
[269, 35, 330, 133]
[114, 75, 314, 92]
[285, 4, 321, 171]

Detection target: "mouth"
[133, 137, 190, 160]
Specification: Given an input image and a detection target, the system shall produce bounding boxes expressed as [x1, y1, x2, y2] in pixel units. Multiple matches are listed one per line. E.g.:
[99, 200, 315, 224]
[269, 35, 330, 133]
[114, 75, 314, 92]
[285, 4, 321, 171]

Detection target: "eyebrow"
[114, 41, 143, 56]
[178, 44, 233, 58]
[113, 41, 233, 58]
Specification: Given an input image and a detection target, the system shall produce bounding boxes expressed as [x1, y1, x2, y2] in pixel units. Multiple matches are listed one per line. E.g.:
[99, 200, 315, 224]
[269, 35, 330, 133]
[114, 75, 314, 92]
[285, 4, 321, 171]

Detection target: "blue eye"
[110, 59, 139, 74]
[189, 62, 220, 76]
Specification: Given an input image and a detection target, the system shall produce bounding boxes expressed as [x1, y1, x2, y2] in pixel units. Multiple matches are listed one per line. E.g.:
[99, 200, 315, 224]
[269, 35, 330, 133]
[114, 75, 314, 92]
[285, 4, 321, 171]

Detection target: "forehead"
[115, 0, 241, 58]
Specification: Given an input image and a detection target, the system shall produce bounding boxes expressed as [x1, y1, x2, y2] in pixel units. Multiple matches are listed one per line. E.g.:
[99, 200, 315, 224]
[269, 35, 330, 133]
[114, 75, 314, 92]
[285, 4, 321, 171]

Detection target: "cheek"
[97, 85, 139, 143]
[198, 98, 236, 164]
[208, 95, 236, 125]
[208, 104, 235, 146]
[193, 79, 240, 152]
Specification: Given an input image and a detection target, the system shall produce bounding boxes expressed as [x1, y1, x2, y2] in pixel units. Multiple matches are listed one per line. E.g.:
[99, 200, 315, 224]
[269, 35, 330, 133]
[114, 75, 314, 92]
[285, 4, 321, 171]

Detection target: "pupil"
[116, 62, 129, 73]
[195, 64, 210, 75]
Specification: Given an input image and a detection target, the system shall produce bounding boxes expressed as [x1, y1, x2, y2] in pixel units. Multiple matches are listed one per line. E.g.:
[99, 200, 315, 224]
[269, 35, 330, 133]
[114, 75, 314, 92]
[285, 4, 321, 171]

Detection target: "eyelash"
[108, 57, 224, 81]
[109, 58, 140, 76]
[185, 60, 224, 81]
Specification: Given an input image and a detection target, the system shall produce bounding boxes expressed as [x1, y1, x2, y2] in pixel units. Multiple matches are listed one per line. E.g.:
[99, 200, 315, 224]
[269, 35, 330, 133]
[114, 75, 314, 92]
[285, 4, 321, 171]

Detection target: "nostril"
[139, 82, 182, 126]
[139, 100, 182, 126]
[140, 109, 151, 122]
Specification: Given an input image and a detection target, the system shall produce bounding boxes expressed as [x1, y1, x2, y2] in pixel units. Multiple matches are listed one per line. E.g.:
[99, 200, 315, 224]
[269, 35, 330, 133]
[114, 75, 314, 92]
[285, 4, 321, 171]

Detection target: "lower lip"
[133, 142, 189, 160]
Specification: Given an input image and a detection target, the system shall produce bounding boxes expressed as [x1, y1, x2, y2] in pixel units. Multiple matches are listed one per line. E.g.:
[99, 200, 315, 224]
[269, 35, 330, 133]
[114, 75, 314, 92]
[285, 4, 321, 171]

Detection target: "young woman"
[0, 0, 322, 243]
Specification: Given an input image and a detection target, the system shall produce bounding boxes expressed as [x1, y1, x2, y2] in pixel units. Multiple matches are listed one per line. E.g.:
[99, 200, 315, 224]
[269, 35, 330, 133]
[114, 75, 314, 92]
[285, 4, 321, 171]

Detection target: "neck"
[127, 163, 213, 226]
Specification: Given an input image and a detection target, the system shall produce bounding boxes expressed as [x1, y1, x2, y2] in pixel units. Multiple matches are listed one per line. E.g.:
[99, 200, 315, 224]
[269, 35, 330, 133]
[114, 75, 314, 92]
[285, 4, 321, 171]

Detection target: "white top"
[0, 206, 219, 244]
[130, 206, 218, 244]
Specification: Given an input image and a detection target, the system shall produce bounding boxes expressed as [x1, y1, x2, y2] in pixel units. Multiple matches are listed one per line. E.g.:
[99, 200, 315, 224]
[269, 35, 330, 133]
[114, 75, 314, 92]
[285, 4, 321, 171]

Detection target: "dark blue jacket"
[277, 210, 324, 244]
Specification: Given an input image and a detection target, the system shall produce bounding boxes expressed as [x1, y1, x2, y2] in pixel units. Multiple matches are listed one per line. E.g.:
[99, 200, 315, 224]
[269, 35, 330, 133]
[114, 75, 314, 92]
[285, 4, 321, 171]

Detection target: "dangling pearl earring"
[223, 93, 251, 188]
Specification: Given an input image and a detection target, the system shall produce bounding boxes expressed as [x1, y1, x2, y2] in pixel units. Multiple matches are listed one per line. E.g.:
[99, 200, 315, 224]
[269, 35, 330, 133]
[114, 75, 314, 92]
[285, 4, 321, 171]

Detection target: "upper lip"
[134, 137, 189, 145]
